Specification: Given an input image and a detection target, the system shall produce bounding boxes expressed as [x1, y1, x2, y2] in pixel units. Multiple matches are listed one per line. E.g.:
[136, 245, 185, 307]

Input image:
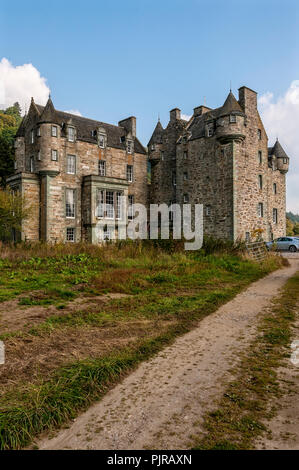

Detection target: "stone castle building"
[8, 97, 148, 243]
[148, 86, 290, 242]
[8, 85, 290, 243]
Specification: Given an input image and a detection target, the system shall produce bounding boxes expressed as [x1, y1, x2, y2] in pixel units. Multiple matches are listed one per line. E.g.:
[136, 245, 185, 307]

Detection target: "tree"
[293, 223, 299, 235]
[0, 188, 32, 241]
[0, 102, 22, 187]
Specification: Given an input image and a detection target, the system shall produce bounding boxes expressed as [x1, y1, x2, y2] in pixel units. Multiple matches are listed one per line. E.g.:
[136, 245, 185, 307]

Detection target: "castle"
[8, 85, 290, 243]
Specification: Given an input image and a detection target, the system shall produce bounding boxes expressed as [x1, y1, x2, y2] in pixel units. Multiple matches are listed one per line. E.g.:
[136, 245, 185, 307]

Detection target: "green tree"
[0, 102, 22, 187]
[293, 223, 299, 235]
[0, 188, 32, 241]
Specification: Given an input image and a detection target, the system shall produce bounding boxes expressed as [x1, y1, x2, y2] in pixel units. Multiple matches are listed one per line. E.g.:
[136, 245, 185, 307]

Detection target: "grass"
[0, 240, 285, 449]
[192, 271, 299, 450]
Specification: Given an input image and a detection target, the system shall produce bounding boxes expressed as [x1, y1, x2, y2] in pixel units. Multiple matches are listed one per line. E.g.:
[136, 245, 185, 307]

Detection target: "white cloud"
[181, 113, 192, 121]
[258, 81, 299, 214]
[64, 109, 82, 117]
[0, 58, 50, 114]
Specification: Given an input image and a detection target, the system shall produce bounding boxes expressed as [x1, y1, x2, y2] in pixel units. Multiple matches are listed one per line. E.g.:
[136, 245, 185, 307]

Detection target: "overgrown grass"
[192, 271, 299, 450]
[0, 240, 285, 449]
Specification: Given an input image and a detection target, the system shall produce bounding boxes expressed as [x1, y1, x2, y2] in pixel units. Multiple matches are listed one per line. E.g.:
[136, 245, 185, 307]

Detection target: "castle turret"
[216, 91, 245, 143]
[269, 140, 290, 174]
[148, 119, 164, 164]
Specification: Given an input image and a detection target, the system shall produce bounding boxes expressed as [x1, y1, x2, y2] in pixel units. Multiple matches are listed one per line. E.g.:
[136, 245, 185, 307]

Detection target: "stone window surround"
[98, 133, 106, 149]
[67, 154, 76, 174]
[258, 174, 263, 190]
[67, 126, 76, 143]
[229, 114, 237, 123]
[65, 188, 76, 219]
[51, 125, 58, 137]
[99, 160, 106, 177]
[127, 164, 133, 183]
[258, 150, 262, 165]
[51, 149, 58, 161]
[273, 208, 278, 224]
[258, 202, 264, 218]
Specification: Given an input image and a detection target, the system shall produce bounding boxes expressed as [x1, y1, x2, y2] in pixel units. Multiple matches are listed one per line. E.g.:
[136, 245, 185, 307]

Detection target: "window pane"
[116, 192, 123, 219]
[128, 195, 134, 220]
[96, 190, 104, 217]
[127, 165, 133, 182]
[67, 155, 76, 174]
[106, 191, 114, 218]
[99, 160, 106, 176]
[66, 228, 75, 242]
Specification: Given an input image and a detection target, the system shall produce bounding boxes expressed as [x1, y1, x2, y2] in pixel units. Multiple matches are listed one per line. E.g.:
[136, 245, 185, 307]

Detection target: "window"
[273, 208, 278, 224]
[273, 183, 277, 194]
[51, 149, 58, 161]
[258, 202, 263, 218]
[258, 151, 262, 164]
[116, 192, 123, 219]
[183, 151, 188, 160]
[98, 160, 106, 176]
[106, 191, 114, 218]
[245, 232, 250, 242]
[127, 140, 133, 154]
[37, 127, 41, 137]
[283, 157, 288, 164]
[183, 172, 188, 181]
[98, 134, 105, 148]
[100, 225, 115, 241]
[66, 227, 75, 242]
[67, 155, 76, 174]
[31, 130, 34, 144]
[172, 171, 176, 186]
[14, 160, 17, 170]
[230, 115, 236, 123]
[68, 127, 75, 142]
[127, 165, 133, 182]
[37, 150, 41, 161]
[206, 205, 211, 216]
[66, 189, 75, 218]
[128, 195, 134, 220]
[151, 144, 155, 151]
[96, 190, 104, 218]
[183, 194, 189, 203]
[207, 126, 213, 137]
[30, 156, 34, 173]
[160, 151, 164, 161]
[51, 126, 57, 137]
[258, 175, 263, 190]
[258, 129, 262, 140]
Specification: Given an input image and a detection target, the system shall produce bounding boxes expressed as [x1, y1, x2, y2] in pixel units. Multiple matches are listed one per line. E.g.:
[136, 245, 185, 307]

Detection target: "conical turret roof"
[148, 120, 164, 146]
[220, 91, 243, 115]
[270, 140, 289, 160]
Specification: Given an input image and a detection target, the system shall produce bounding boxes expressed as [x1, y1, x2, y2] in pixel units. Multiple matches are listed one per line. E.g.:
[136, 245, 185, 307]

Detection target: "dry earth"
[38, 256, 299, 450]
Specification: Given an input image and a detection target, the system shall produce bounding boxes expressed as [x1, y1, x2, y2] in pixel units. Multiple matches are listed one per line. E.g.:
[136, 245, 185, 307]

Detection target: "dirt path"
[38, 258, 299, 450]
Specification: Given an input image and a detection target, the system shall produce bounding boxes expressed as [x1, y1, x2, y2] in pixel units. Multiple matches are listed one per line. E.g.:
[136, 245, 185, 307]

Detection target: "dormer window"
[127, 140, 133, 154]
[98, 134, 106, 149]
[283, 157, 288, 164]
[206, 124, 213, 137]
[229, 115, 236, 123]
[68, 127, 75, 142]
[51, 126, 58, 137]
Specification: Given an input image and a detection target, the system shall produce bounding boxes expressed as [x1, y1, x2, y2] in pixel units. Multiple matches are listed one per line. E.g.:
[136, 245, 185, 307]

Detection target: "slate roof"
[16, 99, 146, 155]
[268, 140, 289, 160]
[187, 91, 246, 141]
[148, 120, 164, 146]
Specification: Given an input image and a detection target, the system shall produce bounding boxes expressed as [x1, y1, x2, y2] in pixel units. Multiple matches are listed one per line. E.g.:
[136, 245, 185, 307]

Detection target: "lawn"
[0, 240, 284, 449]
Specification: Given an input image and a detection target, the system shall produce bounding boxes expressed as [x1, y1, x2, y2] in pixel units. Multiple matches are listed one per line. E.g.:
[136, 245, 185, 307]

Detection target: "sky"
[0, 0, 298, 212]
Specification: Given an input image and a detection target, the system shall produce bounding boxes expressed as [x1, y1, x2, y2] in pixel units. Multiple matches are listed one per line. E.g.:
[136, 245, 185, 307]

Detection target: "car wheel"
[289, 245, 297, 252]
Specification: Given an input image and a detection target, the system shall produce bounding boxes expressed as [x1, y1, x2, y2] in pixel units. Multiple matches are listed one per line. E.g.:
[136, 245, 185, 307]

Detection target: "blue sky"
[1, 0, 299, 210]
[1, 0, 298, 142]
